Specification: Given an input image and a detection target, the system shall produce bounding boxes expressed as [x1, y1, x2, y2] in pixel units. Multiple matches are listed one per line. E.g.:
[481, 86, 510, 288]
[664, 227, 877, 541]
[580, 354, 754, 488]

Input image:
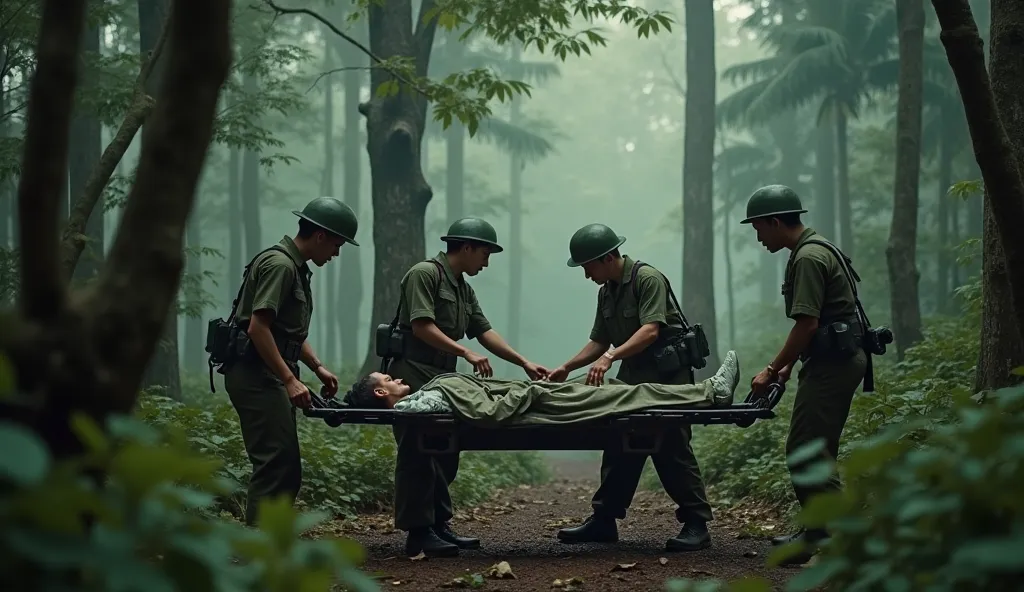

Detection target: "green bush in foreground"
[138, 374, 550, 520]
[664, 375, 1024, 592]
[0, 407, 379, 592]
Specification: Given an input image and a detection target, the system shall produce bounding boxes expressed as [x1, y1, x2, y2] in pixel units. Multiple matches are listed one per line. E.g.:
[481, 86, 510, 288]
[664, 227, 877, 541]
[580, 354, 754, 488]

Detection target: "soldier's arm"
[606, 273, 662, 362]
[559, 302, 613, 372]
[299, 341, 324, 372]
[768, 254, 826, 373]
[246, 259, 301, 384]
[406, 267, 471, 357]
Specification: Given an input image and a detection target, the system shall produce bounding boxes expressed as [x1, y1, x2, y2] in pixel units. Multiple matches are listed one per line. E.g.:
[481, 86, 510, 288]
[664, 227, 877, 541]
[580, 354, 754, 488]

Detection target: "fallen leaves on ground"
[487, 560, 516, 579]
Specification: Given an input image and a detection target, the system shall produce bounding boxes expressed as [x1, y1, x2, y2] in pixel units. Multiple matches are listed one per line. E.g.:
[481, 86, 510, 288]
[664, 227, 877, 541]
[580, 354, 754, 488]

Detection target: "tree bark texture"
[357, 0, 439, 376]
[930, 0, 1024, 387]
[979, 0, 1024, 389]
[682, 0, 719, 375]
[887, 0, 925, 360]
[1, 0, 231, 457]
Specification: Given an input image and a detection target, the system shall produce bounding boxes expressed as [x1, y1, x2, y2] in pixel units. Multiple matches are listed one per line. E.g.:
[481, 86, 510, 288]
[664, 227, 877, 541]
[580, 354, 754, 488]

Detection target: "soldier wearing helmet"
[741, 185, 868, 565]
[547, 223, 714, 553]
[385, 217, 549, 558]
[222, 196, 359, 526]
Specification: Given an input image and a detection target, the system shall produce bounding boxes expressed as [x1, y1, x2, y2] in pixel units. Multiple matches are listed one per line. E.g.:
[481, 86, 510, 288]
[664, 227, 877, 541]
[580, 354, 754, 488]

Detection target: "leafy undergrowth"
[136, 373, 551, 521]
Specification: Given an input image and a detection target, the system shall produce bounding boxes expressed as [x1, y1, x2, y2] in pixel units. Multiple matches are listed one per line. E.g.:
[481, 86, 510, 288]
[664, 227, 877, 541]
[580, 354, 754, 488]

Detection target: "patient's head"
[342, 372, 411, 409]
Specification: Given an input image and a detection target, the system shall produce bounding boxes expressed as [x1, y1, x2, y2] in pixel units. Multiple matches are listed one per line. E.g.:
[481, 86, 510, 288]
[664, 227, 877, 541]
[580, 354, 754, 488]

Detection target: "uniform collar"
[792, 227, 817, 250]
[279, 236, 311, 278]
[432, 251, 460, 287]
[618, 255, 637, 286]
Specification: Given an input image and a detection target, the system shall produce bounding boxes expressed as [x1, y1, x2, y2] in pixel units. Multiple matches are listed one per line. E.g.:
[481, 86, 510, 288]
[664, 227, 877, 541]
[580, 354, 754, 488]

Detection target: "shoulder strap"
[631, 261, 691, 328]
[793, 238, 872, 328]
[226, 244, 293, 323]
[389, 259, 447, 328]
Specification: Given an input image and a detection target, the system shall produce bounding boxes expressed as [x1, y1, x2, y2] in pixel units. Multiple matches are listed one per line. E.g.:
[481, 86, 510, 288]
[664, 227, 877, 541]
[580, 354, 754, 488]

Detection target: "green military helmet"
[740, 184, 808, 224]
[440, 217, 504, 253]
[566, 223, 626, 267]
[292, 196, 360, 246]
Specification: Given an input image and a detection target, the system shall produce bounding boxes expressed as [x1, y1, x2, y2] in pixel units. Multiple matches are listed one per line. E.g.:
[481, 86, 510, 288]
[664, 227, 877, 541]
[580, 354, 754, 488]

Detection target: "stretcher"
[302, 383, 785, 455]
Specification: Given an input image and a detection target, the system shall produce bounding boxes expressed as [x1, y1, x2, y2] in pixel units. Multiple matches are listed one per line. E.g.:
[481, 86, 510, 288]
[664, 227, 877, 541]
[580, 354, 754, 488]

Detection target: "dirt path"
[330, 457, 803, 590]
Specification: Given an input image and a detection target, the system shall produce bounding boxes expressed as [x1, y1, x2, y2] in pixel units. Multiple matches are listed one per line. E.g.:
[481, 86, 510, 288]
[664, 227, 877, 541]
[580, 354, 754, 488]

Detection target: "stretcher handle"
[742, 382, 785, 409]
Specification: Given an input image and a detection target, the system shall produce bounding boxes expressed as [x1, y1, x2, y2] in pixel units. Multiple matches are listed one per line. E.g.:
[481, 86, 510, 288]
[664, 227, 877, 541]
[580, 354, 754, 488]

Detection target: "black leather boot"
[556, 515, 618, 543]
[665, 521, 711, 552]
[771, 529, 804, 546]
[773, 528, 828, 566]
[405, 527, 459, 558]
[434, 521, 480, 549]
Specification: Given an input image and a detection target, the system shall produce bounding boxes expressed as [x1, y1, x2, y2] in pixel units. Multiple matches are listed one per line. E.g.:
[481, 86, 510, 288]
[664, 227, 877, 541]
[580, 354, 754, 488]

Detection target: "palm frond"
[721, 55, 783, 86]
[716, 78, 777, 128]
[858, 1, 898, 62]
[471, 115, 559, 161]
[743, 43, 845, 124]
[863, 58, 899, 93]
[762, 23, 847, 56]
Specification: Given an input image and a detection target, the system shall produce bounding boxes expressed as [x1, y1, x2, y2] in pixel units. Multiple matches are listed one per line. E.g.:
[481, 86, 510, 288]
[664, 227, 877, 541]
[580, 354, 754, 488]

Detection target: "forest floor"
[321, 455, 806, 591]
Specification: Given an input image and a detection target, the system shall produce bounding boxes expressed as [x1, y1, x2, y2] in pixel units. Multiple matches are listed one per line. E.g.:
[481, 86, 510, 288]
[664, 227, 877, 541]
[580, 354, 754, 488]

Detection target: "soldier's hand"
[547, 365, 569, 382]
[315, 364, 340, 398]
[586, 356, 612, 386]
[286, 377, 312, 408]
[523, 361, 550, 381]
[464, 351, 493, 377]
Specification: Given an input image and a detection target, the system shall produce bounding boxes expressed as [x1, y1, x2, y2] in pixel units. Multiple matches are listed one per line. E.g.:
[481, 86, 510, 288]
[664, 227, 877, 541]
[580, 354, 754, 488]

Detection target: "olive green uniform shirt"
[234, 236, 313, 348]
[783, 228, 858, 326]
[589, 256, 691, 385]
[389, 251, 492, 391]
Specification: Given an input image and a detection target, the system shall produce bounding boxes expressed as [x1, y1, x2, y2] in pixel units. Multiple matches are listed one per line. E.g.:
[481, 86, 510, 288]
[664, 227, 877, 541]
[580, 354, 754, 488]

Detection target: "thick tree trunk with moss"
[979, 0, 1024, 389]
[0, 0, 230, 457]
[887, 0, 925, 360]
[930, 0, 1024, 389]
[358, 0, 439, 376]
[682, 0, 719, 374]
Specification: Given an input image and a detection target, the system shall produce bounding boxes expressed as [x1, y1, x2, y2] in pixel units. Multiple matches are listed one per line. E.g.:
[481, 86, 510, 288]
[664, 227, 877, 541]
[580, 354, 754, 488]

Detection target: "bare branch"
[305, 65, 377, 94]
[88, 0, 232, 411]
[264, 0, 428, 96]
[15, 0, 87, 320]
[60, 10, 170, 276]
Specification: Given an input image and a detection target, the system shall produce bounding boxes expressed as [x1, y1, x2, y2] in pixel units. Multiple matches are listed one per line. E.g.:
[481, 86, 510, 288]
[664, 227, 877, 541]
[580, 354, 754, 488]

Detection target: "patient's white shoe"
[708, 350, 740, 400]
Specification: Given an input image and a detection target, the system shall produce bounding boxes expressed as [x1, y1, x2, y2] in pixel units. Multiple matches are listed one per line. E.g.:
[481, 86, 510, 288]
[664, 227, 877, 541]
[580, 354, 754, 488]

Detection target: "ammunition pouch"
[375, 323, 458, 372]
[647, 323, 712, 375]
[206, 317, 240, 366]
[803, 320, 864, 361]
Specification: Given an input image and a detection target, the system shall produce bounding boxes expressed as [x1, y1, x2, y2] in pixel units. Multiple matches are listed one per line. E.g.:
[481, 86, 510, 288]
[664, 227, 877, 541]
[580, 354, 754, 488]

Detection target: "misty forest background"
[1, 0, 1023, 589]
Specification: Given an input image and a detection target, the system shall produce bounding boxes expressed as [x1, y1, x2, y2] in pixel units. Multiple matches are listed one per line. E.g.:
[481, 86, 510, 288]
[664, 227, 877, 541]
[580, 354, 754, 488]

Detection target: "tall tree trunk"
[887, 0, 926, 360]
[506, 43, 524, 370]
[682, 0, 719, 374]
[321, 50, 338, 366]
[335, 21, 366, 369]
[442, 33, 465, 223]
[814, 120, 836, 238]
[357, 0, 440, 376]
[137, 0, 180, 399]
[834, 109, 853, 257]
[241, 71, 261, 260]
[184, 210, 203, 372]
[936, 119, 953, 313]
[69, 22, 104, 283]
[975, 0, 1024, 390]
[765, 109, 801, 305]
[227, 134, 241, 304]
[723, 204, 735, 350]
[1, 57, 11, 251]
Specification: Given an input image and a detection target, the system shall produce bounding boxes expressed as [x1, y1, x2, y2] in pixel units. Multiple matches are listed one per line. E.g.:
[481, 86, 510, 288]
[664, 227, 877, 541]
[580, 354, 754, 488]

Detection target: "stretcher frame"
[303, 382, 785, 456]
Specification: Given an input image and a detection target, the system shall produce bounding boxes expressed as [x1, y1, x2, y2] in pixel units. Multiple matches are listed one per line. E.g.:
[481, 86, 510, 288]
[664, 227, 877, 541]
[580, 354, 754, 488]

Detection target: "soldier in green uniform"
[740, 185, 869, 565]
[546, 223, 715, 553]
[222, 197, 359, 526]
[383, 217, 550, 558]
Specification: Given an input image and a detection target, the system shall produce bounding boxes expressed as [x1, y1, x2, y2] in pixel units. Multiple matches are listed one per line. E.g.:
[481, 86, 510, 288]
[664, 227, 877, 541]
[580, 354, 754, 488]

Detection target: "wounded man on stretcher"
[341, 350, 741, 426]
